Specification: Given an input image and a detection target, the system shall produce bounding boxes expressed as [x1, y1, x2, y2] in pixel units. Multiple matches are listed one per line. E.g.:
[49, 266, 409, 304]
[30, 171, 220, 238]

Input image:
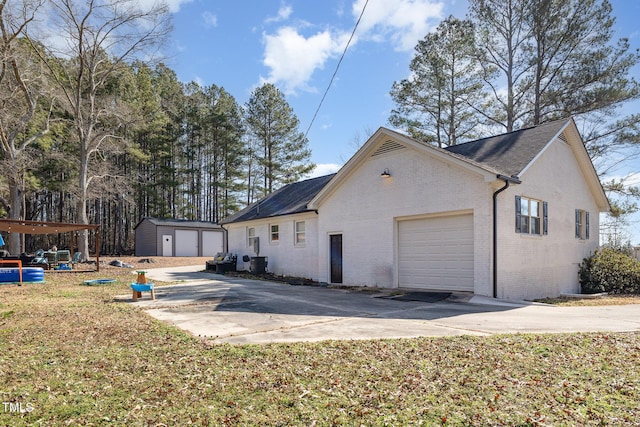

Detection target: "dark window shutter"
[575, 209, 580, 238]
[543, 201, 548, 235]
[515, 196, 522, 233]
[585, 211, 590, 240]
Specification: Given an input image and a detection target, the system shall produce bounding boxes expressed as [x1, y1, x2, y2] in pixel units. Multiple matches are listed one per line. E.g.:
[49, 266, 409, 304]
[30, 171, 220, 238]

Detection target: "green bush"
[579, 247, 640, 294]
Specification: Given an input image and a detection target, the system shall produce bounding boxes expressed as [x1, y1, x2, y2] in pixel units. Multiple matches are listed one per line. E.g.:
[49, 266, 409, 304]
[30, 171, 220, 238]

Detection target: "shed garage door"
[202, 231, 224, 257]
[398, 214, 474, 291]
[175, 229, 198, 257]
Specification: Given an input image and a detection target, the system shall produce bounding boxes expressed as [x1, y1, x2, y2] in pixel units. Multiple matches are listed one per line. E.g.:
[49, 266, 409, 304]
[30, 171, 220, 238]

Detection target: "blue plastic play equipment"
[83, 278, 116, 286]
[0, 267, 45, 283]
[130, 270, 154, 301]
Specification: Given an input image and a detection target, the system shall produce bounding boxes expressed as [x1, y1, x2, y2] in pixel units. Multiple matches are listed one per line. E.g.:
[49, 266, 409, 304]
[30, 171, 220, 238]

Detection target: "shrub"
[579, 247, 640, 294]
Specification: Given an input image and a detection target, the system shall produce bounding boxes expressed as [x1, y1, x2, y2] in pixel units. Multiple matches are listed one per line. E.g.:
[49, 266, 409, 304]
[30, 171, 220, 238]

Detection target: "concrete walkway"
[126, 265, 640, 344]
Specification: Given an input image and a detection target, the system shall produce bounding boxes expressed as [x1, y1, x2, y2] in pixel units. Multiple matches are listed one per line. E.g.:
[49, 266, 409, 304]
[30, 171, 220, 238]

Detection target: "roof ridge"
[291, 173, 337, 184]
[447, 118, 570, 149]
[441, 118, 572, 177]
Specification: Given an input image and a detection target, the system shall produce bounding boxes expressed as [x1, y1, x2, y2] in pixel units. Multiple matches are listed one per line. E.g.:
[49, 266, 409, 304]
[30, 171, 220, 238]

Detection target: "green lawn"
[1, 271, 639, 425]
[536, 294, 640, 306]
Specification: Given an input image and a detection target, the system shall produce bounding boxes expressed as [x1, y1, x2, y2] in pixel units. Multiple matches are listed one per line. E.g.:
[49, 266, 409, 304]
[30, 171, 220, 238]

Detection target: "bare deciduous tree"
[0, 0, 50, 253]
[28, 0, 172, 259]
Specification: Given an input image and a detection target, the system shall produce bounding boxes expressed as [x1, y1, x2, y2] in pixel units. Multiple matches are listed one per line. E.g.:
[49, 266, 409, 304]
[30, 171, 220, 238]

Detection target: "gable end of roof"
[370, 139, 406, 157]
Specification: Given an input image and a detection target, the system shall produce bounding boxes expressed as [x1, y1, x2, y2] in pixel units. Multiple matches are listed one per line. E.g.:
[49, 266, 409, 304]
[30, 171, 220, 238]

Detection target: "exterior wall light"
[381, 169, 391, 178]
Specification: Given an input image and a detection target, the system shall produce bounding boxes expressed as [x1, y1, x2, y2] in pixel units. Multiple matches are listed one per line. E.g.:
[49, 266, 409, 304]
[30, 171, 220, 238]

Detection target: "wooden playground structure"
[0, 219, 101, 272]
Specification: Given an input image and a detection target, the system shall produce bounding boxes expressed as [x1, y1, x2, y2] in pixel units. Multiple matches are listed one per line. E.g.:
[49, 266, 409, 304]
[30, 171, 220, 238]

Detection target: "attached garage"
[398, 213, 474, 291]
[134, 217, 225, 257]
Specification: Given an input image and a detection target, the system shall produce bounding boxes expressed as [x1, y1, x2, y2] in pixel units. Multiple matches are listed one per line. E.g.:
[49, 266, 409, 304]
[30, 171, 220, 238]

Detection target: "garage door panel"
[203, 231, 223, 257]
[398, 214, 474, 291]
[175, 229, 198, 257]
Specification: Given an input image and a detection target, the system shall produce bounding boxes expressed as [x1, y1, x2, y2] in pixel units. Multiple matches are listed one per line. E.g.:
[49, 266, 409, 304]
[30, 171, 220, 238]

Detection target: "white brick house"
[222, 118, 610, 300]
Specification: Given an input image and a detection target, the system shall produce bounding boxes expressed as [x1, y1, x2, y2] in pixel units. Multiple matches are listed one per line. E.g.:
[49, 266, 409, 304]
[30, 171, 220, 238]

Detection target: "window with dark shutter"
[575, 209, 589, 240]
[515, 196, 522, 233]
[516, 196, 545, 235]
[585, 211, 590, 240]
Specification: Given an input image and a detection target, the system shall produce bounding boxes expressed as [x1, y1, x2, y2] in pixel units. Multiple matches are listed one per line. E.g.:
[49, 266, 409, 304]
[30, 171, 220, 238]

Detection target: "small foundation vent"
[371, 140, 405, 157]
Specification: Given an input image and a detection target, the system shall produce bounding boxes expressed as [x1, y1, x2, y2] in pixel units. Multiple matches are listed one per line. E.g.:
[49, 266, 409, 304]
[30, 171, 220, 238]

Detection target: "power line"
[304, 0, 369, 139]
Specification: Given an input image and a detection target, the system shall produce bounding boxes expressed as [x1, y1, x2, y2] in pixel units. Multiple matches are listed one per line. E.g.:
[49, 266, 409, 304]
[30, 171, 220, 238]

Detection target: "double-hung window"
[575, 209, 590, 240]
[294, 221, 306, 246]
[247, 227, 256, 248]
[515, 196, 548, 235]
[270, 224, 279, 243]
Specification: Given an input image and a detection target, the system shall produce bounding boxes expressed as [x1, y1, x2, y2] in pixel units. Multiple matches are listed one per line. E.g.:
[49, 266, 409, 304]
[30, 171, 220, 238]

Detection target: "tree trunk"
[77, 142, 90, 261]
[8, 182, 22, 254]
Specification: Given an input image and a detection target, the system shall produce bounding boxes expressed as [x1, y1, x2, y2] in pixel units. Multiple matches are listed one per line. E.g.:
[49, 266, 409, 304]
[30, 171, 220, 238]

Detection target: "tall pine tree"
[390, 16, 486, 147]
[244, 83, 314, 200]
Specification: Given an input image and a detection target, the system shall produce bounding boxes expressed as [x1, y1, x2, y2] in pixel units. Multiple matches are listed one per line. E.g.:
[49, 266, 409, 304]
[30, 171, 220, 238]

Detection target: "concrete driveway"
[128, 265, 640, 344]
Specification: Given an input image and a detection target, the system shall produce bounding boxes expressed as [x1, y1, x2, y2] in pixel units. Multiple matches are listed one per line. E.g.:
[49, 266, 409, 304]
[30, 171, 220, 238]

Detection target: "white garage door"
[398, 214, 474, 291]
[202, 231, 224, 257]
[175, 229, 198, 256]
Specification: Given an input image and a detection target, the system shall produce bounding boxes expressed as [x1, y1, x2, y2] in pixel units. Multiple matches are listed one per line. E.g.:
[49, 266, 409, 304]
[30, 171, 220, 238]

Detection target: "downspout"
[493, 174, 521, 298]
[220, 223, 228, 252]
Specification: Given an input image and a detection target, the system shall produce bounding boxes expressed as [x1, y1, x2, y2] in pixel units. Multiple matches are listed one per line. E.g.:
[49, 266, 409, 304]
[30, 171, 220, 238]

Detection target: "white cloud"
[262, 26, 349, 94]
[202, 11, 217, 28]
[163, 0, 194, 13]
[266, 5, 293, 23]
[352, 0, 443, 51]
[306, 163, 343, 178]
[260, 0, 443, 95]
[134, 0, 193, 13]
[34, 0, 185, 57]
[192, 75, 205, 88]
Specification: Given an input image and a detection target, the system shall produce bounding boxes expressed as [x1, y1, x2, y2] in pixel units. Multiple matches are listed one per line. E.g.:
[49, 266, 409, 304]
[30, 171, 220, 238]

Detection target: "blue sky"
[161, 0, 640, 244]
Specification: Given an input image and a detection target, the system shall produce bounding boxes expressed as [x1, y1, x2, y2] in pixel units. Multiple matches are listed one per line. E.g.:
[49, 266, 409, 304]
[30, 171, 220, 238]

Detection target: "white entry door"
[162, 234, 173, 257]
[398, 214, 474, 291]
[175, 229, 198, 256]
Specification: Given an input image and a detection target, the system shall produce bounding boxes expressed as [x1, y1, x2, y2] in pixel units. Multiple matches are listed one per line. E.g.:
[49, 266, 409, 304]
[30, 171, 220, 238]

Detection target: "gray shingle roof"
[222, 119, 573, 224]
[135, 217, 222, 229]
[444, 119, 570, 177]
[220, 174, 336, 224]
